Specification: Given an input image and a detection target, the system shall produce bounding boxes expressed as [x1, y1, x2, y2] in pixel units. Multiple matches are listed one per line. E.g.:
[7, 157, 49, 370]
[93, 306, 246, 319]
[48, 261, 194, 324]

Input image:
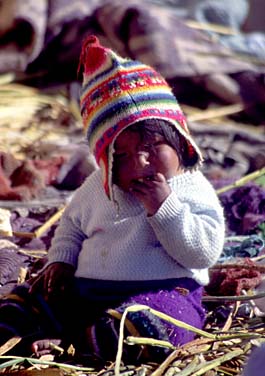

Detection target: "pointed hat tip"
[83, 35, 100, 48]
[78, 35, 107, 76]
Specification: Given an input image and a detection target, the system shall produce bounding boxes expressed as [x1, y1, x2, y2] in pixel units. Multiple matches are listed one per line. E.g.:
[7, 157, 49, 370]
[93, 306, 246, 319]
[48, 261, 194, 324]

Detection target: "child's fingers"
[130, 181, 150, 196]
[29, 273, 45, 294]
[154, 172, 167, 182]
[31, 339, 63, 357]
[130, 173, 166, 192]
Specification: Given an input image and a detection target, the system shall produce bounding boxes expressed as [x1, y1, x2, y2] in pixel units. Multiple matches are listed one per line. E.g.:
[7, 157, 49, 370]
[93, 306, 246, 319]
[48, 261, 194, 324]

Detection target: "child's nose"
[134, 151, 150, 168]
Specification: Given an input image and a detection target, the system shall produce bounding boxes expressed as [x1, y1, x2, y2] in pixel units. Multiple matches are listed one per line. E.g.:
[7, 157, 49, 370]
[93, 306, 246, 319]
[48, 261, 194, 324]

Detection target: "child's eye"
[143, 141, 164, 151]
[143, 143, 153, 150]
[153, 141, 165, 146]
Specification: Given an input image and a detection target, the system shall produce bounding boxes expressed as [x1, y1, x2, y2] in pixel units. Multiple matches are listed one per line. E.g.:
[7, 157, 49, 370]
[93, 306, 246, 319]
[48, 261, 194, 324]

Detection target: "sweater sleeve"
[46, 173, 96, 268]
[147, 184, 225, 269]
[46, 206, 87, 268]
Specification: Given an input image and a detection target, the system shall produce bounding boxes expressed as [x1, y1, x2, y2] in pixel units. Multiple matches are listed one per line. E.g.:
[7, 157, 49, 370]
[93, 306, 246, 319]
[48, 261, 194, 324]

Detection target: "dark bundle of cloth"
[1, 0, 264, 123]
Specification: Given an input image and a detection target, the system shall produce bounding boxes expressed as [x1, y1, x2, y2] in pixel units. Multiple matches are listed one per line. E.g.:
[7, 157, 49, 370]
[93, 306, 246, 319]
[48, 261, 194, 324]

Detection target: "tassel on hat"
[78, 35, 202, 199]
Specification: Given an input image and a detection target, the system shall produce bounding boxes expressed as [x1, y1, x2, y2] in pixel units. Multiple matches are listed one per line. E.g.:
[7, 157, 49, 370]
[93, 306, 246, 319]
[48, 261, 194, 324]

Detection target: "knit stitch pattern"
[78, 35, 202, 198]
[47, 169, 225, 286]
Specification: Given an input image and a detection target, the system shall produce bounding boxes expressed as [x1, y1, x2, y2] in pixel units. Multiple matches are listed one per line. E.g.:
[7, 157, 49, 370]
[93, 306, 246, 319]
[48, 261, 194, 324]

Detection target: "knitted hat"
[79, 35, 202, 199]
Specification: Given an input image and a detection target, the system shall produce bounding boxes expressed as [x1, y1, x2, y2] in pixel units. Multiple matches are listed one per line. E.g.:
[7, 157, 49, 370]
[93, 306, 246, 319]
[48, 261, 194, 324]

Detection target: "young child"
[1, 35, 225, 363]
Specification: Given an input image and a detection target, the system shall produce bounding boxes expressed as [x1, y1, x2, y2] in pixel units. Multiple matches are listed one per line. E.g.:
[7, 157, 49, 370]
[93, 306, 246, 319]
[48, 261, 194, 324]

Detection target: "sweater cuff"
[47, 247, 78, 268]
[147, 191, 182, 232]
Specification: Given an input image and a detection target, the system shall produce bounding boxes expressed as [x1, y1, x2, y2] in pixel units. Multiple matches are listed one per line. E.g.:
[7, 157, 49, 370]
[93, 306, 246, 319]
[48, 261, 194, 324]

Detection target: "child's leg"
[82, 278, 205, 363]
[0, 283, 63, 356]
[120, 279, 205, 347]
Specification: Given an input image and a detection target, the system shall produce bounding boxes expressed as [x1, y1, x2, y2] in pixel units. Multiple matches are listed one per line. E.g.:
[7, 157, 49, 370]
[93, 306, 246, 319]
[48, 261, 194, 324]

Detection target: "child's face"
[113, 127, 182, 192]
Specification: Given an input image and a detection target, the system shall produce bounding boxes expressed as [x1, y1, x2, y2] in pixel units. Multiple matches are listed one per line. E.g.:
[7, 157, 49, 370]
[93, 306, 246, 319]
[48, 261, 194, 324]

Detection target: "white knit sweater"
[47, 169, 225, 285]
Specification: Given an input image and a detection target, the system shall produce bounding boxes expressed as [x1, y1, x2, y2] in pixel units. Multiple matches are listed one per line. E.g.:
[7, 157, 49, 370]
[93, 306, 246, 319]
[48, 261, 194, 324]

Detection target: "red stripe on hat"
[78, 35, 108, 76]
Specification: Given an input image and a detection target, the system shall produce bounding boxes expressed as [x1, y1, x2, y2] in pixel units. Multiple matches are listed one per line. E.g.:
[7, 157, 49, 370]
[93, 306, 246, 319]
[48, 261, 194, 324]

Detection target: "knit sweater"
[47, 169, 225, 285]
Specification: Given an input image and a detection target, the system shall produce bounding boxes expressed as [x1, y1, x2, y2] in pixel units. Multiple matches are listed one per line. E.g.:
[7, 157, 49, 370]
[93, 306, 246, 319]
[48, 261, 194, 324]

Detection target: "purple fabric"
[0, 277, 205, 361]
[71, 277, 205, 347]
[219, 182, 265, 235]
[118, 278, 205, 346]
[68, 277, 205, 360]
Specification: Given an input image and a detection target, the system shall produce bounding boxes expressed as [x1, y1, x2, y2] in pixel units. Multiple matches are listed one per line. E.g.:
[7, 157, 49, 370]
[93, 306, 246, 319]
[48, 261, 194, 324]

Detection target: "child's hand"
[130, 172, 171, 216]
[29, 262, 75, 300]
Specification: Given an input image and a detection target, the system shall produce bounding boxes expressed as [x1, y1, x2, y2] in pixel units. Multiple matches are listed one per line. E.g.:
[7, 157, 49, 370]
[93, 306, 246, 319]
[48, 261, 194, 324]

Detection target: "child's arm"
[29, 201, 87, 298]
[129, 172, 172, 215]
[130, 171, 224, 269]
[46, 209, 87, 267]
[29, 262, 75, 299]
[148, 188, 225, 269]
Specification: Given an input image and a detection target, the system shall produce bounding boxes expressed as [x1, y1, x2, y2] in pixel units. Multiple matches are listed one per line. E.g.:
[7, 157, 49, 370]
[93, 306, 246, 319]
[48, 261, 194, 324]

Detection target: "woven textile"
[78, 35, 202, 198]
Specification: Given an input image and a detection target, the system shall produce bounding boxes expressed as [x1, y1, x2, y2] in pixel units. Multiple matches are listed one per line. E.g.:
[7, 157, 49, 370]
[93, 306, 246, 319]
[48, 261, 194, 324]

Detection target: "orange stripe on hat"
[78, 35, 202, 199]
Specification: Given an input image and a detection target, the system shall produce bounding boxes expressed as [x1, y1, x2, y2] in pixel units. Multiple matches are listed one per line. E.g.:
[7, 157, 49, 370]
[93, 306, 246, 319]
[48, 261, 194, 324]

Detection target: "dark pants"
[0, 278, 205, 362]
[51, 277, 205, 361]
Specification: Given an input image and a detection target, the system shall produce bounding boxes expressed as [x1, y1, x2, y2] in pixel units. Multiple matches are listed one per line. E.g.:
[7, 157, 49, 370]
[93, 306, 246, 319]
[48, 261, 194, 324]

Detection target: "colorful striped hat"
[79, 35, 202, 199]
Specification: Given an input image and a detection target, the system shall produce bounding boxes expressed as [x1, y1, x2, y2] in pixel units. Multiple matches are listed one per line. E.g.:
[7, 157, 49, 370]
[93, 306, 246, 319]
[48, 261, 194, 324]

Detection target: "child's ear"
[181, 137, 199, 168]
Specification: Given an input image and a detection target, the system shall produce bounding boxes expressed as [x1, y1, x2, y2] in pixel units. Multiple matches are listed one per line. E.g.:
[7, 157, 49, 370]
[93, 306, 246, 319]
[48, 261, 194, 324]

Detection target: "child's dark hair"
[128, 119, 198, 168]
